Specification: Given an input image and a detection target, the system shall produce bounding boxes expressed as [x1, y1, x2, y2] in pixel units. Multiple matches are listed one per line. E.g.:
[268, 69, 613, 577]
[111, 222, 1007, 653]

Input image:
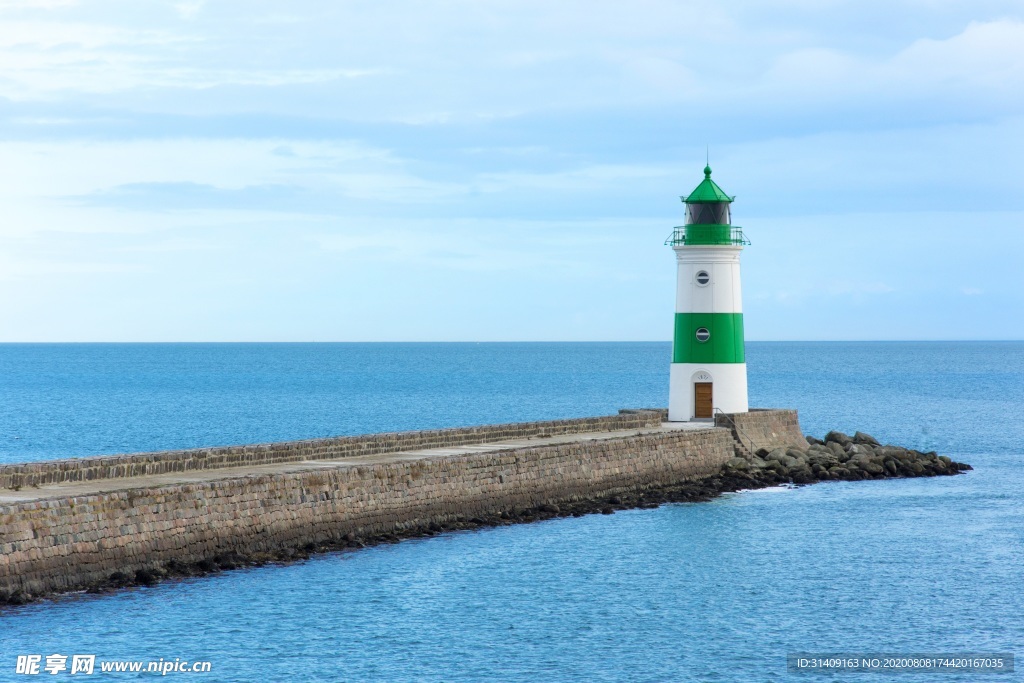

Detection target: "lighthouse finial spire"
[704, 146, 711, 177]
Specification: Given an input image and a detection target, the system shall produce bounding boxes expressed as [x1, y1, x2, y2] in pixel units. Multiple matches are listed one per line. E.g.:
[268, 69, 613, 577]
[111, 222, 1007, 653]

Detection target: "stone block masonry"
[0, 410, 742, 602]
[716, 409, 807, 454]
[0, 410, 668, 490]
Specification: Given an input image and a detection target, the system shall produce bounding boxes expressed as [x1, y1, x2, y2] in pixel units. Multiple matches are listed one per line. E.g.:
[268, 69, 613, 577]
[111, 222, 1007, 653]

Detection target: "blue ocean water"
[0, 342, 1022, 682]
[0, 343, 669, 463]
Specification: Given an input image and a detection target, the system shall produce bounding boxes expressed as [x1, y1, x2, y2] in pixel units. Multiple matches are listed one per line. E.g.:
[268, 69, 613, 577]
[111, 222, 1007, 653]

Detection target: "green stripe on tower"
[683, 224, 732, 245]
[672, 313, 745, 364]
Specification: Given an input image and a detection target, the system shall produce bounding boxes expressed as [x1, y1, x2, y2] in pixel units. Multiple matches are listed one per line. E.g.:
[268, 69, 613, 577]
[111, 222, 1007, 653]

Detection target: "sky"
[0, 0, 1022, 342]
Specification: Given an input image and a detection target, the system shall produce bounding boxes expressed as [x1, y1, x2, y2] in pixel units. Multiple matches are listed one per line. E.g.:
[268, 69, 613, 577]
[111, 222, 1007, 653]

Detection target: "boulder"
[851, 453, 874, 466]
[134, 569, 161, 586]
[877, 446, 908, 459]
[853, 431, 881, 446]
[108, 572, 133, 587]
[3, 590, 30, 605]
[805, 435, 822, 446]
[825, 430, 853, 447]
[196, 558, 219, 572]
[808, 453, 840, 469]
[862, 461, 885, 475]
[765, 450, 802, 469]
[791, 469, 816, 484]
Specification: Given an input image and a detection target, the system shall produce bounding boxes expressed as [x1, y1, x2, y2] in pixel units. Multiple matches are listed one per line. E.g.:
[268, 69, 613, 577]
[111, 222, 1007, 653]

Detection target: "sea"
[0, 342, 1021, 682]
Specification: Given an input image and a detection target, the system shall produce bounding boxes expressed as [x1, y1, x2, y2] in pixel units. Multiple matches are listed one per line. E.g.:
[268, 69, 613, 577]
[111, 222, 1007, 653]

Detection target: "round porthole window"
[695, 270, 710, 286]
[695, 327, 710, 343]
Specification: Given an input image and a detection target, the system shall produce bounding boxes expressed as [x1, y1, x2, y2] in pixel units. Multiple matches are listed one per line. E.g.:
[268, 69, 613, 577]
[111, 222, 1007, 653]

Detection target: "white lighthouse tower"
[667, 165, 749, 421]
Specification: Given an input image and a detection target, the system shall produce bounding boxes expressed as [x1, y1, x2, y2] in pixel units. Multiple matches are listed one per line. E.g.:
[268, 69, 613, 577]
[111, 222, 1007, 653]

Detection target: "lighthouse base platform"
[669, 362, 749, 421]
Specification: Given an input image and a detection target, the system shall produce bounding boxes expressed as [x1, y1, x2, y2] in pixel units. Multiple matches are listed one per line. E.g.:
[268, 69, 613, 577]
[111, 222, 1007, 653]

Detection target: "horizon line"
[0, 339, 1021, 345]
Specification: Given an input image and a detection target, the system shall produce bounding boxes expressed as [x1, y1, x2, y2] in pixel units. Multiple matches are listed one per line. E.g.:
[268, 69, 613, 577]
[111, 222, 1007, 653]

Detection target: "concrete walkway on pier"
[0, 421, 715, 506]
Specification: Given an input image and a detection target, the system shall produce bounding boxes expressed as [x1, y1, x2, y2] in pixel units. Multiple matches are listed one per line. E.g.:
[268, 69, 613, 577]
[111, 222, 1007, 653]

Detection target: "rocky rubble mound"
[722, 429, 971, 485]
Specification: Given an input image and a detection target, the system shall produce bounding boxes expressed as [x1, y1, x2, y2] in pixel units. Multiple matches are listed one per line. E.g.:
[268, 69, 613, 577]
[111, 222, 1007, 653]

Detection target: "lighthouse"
[667, 165, 749, 421]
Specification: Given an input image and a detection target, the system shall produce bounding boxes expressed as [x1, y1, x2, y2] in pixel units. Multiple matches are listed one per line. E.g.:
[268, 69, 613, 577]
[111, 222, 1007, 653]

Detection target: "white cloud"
[0, 138, 393, 204]
[0, 2, 1022, 340]
[0, 254, 146, 282]
[756, 18, 1024, 110]
[173, 1, 203, 20]
[0, 20, 182, 49]
[0, 16, 386, 99]
[893, 19, 1024, 89]
[0, 0, 77, 7]
[0, 2, 1018, 119]
[476, 164, 676, 194]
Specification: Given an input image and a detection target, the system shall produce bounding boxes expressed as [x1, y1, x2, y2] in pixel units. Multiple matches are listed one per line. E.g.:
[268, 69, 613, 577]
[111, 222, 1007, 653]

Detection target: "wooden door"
[694, 382, 713, 418]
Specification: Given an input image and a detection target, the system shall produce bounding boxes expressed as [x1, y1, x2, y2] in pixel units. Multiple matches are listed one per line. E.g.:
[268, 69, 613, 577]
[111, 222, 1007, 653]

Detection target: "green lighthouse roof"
[682, 165, 734, 203]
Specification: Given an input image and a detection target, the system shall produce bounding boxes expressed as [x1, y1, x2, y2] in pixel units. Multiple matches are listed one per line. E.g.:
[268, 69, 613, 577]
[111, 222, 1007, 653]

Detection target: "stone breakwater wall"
[716, 409, 807, 454]
[0, 410, 668, 490]
[0, 421, 731, 600]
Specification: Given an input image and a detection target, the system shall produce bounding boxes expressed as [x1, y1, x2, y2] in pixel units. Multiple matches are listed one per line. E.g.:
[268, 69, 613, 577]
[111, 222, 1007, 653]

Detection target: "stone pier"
[0, 409, 805, 602]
